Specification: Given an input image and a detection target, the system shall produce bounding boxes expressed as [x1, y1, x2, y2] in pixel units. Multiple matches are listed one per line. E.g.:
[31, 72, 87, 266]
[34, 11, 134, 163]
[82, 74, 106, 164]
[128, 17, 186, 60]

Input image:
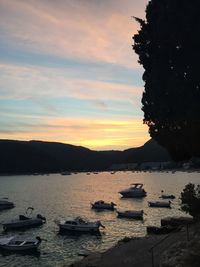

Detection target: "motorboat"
[58, 216, 105, 233]
[148, 201, 171, 208]
[119, 183, 147, 198]
[91, 200, 116, 210]
[0, 236, 42, 251]
[2, 207, 46, 230]
[117, 210, 144, 219]
[160, 190, 175, 199]
[0, 199, 15, 210]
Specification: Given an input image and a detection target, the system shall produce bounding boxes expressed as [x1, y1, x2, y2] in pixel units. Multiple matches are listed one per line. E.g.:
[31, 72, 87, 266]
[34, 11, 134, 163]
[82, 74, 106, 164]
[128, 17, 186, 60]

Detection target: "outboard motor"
[19, 215, 29, 220]
[36, 236, 42, 244]
[97, 220, 105, 228]
[36, 236, 47, 243]
[37, 214, 46, 223]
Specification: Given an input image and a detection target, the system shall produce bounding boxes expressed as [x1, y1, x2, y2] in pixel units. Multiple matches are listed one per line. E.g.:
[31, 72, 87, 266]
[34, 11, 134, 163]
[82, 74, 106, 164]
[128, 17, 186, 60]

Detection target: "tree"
[180, 183, 200, 220]
[133, 0, 200, 161]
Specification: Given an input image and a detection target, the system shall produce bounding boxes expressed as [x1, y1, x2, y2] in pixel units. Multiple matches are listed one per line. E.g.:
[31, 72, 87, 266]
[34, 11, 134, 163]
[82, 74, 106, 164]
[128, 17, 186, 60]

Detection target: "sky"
[0, 0, 150, 151]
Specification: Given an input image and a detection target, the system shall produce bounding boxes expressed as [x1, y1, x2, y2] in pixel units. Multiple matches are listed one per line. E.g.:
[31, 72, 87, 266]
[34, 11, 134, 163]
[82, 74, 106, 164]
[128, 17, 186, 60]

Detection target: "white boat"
[148, 201, 171, 208]
[59, 216, 105, 233]
[0, 199, 15, 210]
[117, 210, 144, 219]
[2, 207, 46, 230]
[91, 200, 116, 210]
[0, 236, 42, 251]
[119, 183, 147, 198]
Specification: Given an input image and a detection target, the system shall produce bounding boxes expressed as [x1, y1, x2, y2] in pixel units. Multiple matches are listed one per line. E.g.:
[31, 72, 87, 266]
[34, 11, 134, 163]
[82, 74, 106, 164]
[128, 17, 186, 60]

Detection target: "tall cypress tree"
[133, 0, 200, 161]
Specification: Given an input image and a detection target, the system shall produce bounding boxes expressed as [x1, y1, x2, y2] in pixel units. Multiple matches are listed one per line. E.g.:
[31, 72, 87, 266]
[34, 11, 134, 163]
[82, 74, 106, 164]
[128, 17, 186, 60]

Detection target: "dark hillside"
[0, 139, 171, 174]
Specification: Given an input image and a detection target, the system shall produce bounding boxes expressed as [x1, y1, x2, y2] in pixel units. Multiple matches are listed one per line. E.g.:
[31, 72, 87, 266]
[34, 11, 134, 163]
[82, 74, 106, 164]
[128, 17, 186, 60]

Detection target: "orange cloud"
[0, 117, 149, 150]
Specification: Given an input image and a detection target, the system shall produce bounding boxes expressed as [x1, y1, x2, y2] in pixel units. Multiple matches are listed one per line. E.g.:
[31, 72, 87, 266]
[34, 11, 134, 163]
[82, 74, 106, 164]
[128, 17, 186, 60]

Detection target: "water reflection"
[0, 171, 199, 266]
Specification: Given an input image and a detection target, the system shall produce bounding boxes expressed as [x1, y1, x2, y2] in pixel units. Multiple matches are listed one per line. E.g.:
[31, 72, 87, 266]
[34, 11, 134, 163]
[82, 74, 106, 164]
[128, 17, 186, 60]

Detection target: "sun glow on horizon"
[0, 117, 149, 150]
[0, 0, 149, 150]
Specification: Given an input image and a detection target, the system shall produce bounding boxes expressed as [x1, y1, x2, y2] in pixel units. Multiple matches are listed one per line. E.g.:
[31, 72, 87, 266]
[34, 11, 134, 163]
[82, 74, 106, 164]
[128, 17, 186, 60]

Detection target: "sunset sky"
[0, 0, 150, 150]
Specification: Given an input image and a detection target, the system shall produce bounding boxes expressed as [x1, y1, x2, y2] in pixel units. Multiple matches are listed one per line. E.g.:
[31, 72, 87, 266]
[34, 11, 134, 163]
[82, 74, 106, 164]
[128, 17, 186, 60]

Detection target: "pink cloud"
[0, 0, 149, 67]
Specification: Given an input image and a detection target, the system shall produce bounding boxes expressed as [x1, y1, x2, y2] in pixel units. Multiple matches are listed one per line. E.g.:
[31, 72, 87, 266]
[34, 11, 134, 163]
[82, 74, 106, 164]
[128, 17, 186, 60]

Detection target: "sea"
[0, 171, 199, 267]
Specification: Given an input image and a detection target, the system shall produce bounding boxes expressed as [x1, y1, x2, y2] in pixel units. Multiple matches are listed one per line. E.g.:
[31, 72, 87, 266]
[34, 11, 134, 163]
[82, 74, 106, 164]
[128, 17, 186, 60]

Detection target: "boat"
[161, 194, 175, 199]
[119, 183, 147, 198]
[117, 210, 144, 219]
[161, 216, 194, 226]
[0, 199, 15, 210]
[160, 190, 175, 199]
[2, 207, 46, 230]
[91, 200, 116, 210]
[148, 201, 171, 208]
[0, 236, 42, 251]
[58, 216, 105, 233]
[60, 171, 71, 175]
[146, 225, 179, 235]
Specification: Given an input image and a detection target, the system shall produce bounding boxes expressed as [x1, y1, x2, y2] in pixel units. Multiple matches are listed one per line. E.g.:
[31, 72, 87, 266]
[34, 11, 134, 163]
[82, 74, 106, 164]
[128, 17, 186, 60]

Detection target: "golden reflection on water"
[0, 171, 199, 266]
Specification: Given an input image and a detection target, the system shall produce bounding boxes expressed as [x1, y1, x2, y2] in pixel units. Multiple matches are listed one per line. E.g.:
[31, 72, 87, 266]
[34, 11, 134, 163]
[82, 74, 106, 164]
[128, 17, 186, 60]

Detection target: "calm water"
[0, 171, 200, 266]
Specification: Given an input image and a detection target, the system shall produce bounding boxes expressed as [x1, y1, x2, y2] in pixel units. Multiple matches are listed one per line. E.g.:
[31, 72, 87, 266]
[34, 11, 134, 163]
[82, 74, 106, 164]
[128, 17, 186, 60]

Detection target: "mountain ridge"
[0, 139, 171, 174]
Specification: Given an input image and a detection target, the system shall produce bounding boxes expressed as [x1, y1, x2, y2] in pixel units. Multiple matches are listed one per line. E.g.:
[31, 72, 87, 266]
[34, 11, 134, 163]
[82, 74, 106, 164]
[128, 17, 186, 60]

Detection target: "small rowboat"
[91, 200, 116, 210]
[0, 236, 42, 251]
[117, 210, 144, 219]
[148, 201, 171, 208]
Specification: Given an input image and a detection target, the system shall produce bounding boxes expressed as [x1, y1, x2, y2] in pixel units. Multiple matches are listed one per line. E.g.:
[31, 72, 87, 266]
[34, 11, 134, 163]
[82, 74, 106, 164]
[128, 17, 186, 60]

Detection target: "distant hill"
[123, 139, 171, 163]
[0, 139, 171, 174]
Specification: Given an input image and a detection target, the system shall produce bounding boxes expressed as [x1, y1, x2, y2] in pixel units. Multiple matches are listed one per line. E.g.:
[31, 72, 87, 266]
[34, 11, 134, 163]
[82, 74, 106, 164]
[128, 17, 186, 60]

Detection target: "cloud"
[0, 0, 149, 150]
[0, 63, 143, 103]
[0, 116, 149, 150]
[0, 0, 148, 68]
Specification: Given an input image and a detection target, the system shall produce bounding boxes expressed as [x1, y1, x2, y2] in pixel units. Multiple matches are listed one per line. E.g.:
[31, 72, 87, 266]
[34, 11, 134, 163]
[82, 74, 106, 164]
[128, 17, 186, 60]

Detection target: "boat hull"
[3, 219, 43, 230]
[146, 226, 179, 235]
[119, 192, 146, 198]
[91, 204, 114, 210]
[161, 195, 175, 199]
[148, 202, 171, 208]
[0, 244, 39, 251]
[59, 224, 100, 233]
[117, 211, 143, 219]
[0, 204, 14, 211]
[0, 200, 15, 211]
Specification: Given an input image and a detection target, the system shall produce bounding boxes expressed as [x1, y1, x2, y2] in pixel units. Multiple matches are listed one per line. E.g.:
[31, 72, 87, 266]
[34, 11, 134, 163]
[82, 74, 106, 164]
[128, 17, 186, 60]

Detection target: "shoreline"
[0, 168, 200, 177]
[69, 223, 198, 267]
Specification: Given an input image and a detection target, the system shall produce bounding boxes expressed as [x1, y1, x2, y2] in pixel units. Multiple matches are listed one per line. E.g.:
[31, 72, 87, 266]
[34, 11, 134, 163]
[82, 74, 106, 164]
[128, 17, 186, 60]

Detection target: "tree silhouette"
[180, 183, 200, 220]
[133, 0, 200, 161]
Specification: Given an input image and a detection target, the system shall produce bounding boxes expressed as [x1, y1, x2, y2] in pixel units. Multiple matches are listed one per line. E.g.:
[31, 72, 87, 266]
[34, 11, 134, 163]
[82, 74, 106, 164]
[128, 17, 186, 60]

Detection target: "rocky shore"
[69, 222, 200, 267]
